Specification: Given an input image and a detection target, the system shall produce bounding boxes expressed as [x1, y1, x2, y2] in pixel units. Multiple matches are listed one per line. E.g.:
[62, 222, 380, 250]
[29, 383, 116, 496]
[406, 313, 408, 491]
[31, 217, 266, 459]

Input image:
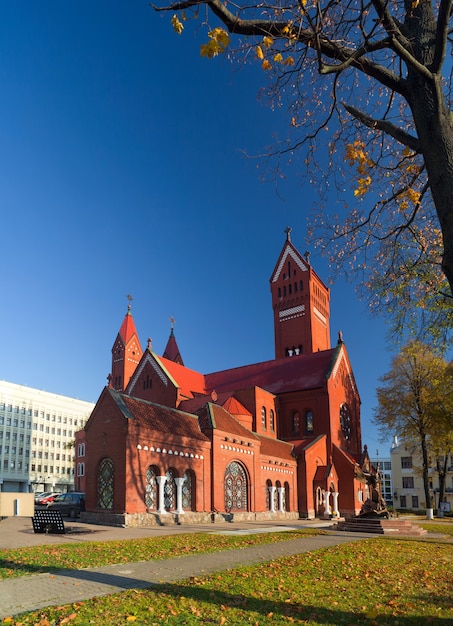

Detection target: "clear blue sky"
[1, 1, 394, 457]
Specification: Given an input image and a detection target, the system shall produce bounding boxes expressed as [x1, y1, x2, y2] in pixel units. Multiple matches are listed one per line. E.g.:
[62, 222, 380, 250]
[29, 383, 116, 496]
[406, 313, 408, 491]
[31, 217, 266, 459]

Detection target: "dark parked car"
[47, 492, 86, 518]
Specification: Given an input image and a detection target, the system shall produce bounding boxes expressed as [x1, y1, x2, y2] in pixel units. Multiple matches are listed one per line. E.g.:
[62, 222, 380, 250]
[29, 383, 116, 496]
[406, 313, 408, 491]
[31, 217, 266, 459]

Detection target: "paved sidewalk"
[0, 517, 372, 619]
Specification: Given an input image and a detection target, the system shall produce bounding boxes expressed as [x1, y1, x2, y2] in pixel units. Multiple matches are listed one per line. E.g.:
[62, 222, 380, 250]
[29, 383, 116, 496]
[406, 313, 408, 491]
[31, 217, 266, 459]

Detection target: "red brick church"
[76, 231, 368, 526]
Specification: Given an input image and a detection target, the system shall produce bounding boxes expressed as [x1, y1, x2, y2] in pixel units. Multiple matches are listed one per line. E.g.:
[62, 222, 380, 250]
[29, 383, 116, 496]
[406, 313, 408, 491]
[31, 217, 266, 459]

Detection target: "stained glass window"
[97, 457, 114, 510]
[145, 466, 158, 510]
[164, 468, 176, 511]
[224, 461, 248, 511]
[182, 471, 192, 510]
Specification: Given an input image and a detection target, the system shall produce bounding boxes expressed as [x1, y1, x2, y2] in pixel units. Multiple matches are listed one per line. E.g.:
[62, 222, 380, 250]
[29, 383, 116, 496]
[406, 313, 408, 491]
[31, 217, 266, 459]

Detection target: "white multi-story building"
[370, 453, 394, 507]
[391, 435, 453, 513]
[0, 381, 94, 493]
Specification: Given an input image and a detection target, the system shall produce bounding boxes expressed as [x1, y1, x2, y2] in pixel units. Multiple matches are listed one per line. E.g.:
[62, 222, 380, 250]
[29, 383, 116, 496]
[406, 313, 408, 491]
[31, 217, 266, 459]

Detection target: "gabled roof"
[205, 347, 341, 395]
[118, 305, 140, 345]
[196, 403, 259, 440]
[293, 434, 326, 455]
[108, 388, 209, 441]
[270, 232, 328, 291]
[270, 238, 310, 283]
[222, 396, 252, 417]
[162, 329, 184, 366]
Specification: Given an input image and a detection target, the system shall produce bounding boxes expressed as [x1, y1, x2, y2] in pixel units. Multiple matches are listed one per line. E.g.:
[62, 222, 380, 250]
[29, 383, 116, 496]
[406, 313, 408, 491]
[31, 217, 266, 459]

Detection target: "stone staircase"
[335, 516, 428, 536]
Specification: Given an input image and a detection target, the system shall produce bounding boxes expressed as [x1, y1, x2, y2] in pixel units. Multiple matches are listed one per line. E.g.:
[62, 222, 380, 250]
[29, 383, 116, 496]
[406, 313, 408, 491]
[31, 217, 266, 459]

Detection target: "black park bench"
[32, 508, 65, 534]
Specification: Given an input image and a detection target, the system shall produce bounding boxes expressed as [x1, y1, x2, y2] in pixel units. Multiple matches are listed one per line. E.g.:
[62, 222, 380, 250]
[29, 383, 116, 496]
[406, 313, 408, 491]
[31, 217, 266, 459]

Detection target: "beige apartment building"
[0, 380, 94, 493]
[391, 436, 453, 514]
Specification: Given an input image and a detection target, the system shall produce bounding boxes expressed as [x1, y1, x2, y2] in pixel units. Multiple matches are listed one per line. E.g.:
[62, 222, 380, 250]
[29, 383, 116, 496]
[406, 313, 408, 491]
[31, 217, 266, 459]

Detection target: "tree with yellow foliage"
[374, 341, 451, 518]
[155, 0, 453, 341]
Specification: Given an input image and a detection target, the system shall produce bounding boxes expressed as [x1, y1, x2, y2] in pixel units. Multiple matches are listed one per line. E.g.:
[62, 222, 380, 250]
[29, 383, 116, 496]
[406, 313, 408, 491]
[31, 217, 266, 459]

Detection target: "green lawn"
[0, 529, 320, 579]
[2, 531, 452, 625]
[0, 524, 453, 626]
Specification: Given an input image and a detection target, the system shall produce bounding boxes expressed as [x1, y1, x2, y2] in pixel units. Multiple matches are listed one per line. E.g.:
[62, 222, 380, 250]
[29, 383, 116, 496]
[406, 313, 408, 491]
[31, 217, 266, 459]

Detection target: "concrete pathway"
[0, 516, 374, 619]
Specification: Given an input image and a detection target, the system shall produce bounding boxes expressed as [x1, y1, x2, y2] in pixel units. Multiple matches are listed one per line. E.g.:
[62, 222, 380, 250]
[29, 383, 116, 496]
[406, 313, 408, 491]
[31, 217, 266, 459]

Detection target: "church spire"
[162, 316, 184, 365]
[110, 298, 143, 392]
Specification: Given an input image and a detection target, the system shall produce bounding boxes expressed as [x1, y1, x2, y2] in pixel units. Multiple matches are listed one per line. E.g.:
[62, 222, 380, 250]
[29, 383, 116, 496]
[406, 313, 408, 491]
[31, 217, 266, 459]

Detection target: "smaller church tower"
[270, 228, 331, 358]
[162, 317, 184, 365]
[110, 300, 143, 392]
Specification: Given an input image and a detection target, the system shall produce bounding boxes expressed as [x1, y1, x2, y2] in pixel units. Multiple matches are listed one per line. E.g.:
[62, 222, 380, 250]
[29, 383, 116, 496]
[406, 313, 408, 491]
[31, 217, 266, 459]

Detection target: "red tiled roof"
[313, 465, 328, 482]
[221, 396, 251, 417]
[293, 435, 326, 455]
[258, 435, 294, 461]
[119, 307, 139, 344]
[197, 403, 259, 440]
[205, 348, 339, 395]
[111, 389, 209, 441]
[154, 355, 207, 399]
[179, 392, 251, 416]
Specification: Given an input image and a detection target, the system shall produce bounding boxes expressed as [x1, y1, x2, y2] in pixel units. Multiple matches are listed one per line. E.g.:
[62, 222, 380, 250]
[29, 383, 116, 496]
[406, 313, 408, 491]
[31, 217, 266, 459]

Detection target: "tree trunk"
[420, 432, 433, 512]
[437, 454, 448, 515]
[405, 5, 453, 294]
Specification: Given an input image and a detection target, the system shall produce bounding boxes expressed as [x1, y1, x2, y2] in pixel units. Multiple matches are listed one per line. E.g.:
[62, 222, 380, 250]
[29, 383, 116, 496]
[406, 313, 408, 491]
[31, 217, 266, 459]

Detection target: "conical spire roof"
[119, 304, 139, 344]
[162, 318, 184, 365]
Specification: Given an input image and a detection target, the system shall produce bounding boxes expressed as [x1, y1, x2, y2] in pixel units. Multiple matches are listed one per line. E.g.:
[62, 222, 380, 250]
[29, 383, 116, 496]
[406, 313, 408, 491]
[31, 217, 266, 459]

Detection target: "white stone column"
[156, 475, 167, 514]
[175, 477, 185, 515]
[322, 490, 331, 518]
[277, 487, 285, 513]
[331, 492, 340, 517]
[269, 486, 276, 512]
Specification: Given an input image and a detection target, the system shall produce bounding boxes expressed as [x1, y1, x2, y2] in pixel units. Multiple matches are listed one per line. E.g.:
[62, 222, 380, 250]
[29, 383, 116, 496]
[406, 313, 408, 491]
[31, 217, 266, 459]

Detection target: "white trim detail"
[272, 247, 308, 282]
[279, 305, 305, 320]
[313, 306, 327, 325]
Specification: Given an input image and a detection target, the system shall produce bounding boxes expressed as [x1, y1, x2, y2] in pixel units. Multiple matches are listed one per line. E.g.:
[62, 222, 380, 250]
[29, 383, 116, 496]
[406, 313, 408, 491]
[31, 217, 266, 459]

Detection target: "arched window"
[291, 411, 300, 435]
[275, 480, 281, 511]
[182, 470, 194, 511]
[340, 404, 352, 440]
[305, 410, 314, 433]
[266, 479, 272, 511]
[164, 468, 177, 511]
[261, 406, 267, 430]
[284, 482, 290, 512]
[269, 409, 275, 432]
[97, 457, 114, 510]
[145, 465, 159, 510]
[224, 461, 248, 511]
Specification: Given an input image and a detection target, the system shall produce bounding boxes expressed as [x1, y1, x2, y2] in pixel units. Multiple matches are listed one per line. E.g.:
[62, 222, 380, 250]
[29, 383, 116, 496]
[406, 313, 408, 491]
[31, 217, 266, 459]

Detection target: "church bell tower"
[270, 228, 331, 358]
[109, 300, 143, 392]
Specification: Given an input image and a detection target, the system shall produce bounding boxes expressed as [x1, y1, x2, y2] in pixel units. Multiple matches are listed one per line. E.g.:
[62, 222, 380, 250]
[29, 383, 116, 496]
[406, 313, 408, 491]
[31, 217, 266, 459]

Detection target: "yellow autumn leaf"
[274, 53, 283, 63]
[283, 56, 295, 66]
[208, 27, 230, 48]
[200, 41, 224, 58]
[262, 59, 272, 71]
[171, 14, 184, 35]
[256, 45, 264, 60]
[263, 36, 273, 47]
[402, 146, 412, 156]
